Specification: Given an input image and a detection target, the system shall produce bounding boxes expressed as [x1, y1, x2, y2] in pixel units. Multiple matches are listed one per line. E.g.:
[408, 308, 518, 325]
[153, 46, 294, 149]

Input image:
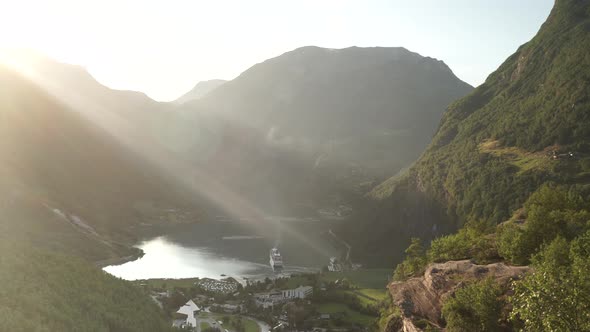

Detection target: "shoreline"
[95, 250, 144, 269]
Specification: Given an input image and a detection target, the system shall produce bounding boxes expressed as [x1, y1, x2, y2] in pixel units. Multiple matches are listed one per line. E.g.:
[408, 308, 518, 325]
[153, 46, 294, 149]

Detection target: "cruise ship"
[269, 248, 283, 272]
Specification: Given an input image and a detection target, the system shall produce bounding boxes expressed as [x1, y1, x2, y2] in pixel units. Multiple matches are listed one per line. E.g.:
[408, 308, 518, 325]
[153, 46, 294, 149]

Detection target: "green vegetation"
[348, 0, 590, 268]
[510, 234, 590, 331]
[277, 274, 316, 290]
[442, 278, 503, 332]
[136, 277, 201, 290]
[242, 317, 260, 332]
[215, 315, 260, 332]
[393, 184, 590, 273]
[389, 183, 590, 330]
[393, 220, 499, 281]
[498, 184, 590, 265]
[314, 270, 391, 329]
[199, 313, 260, 332]
[0, 65, 201, 263]
[478, 139, 551, 174]
[0, 242, 174, 332]
[201, 321, 212, 330]
[319, 269, 392, 289]
[428, 220, 498, 264]
[316, 303, 376, 326]
[345, 288, 388, 306]
[392, 238, 427, 281]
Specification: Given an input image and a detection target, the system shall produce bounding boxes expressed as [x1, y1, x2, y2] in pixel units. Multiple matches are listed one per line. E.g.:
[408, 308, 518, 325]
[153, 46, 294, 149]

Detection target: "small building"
[327, 257, 343, 272]
[282, 286, 313, 299]
[220, 304, 240, 313]
[254, 291, 287, 308]
[175, 300, 200, 327]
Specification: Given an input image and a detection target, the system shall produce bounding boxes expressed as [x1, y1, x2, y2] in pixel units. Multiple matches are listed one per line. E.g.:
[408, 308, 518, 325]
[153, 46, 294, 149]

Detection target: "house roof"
[176, 299, 200, 314]
[176, 300, 200, 326]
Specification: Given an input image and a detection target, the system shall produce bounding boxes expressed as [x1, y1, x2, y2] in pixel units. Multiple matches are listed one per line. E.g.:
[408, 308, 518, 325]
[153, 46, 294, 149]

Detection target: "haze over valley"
[4, 1, 590, 331]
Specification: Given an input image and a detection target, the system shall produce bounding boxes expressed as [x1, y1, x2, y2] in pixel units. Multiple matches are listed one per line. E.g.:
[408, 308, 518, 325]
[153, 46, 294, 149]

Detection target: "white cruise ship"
[269, 248, 283, 272]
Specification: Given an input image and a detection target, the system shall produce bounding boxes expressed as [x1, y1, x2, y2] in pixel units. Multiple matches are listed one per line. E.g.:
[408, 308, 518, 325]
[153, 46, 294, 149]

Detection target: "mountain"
[347, 0, 590, 265]
[174, 46, 473, 215]
[369, 1, 590, 330]
[8, 48, 472, 218]
[0, 64, 203, 262]
[174, 79, 227, 104]
[13, 50, 171, 118]
[0, 241, 174, 332]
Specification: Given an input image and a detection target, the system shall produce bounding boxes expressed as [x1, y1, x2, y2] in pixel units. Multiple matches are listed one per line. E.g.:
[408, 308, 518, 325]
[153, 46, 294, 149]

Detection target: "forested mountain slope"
[0, 65, 201, 262]
[347, 0, 590, 267]
[366, 1, 590, 330]
[0, 242, 174, 332]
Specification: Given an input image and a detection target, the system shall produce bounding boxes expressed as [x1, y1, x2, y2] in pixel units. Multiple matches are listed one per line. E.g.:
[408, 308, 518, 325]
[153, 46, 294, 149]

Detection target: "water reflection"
[104, 237, 268, 280]
[104, 219, 340, 281]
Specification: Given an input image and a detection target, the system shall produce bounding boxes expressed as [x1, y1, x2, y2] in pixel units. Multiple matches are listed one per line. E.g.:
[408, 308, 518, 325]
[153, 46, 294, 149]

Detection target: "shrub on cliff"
[510, 233, 590, 331]
[442, 278, 502, 332]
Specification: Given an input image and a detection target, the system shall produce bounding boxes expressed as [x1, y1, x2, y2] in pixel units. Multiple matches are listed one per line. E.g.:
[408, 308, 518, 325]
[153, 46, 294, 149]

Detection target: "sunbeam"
[1, 51, 335, 260]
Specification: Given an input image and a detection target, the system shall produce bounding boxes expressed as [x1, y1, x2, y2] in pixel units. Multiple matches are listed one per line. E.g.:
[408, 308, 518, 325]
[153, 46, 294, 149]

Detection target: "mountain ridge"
[172, 45, 473, 215]
[174, 79, 227, 104]
[345, 0, 590, 267]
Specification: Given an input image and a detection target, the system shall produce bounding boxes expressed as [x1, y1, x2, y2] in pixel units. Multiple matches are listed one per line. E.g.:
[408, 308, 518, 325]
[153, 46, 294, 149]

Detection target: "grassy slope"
[316, 303, 376, 325]
[319, 269, 392, 289]
[202, 313, 260, 332]
[345, 289, 389, 306]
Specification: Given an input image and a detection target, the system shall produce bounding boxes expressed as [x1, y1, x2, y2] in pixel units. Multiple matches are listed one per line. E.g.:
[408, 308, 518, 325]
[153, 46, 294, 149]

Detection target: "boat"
[269, 248, 283, 272]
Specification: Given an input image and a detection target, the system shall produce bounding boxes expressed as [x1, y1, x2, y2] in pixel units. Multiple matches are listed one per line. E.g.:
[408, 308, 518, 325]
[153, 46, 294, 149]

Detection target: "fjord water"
[104, 217, 341, 281]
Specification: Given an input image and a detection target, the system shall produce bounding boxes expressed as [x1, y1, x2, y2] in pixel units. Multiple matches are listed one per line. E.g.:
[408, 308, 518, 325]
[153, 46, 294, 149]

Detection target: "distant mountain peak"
[174, 79, 227, 104]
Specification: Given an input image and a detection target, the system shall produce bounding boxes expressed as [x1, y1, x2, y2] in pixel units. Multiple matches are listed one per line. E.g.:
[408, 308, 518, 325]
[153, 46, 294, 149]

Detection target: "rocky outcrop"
[386, 260, 529, 331]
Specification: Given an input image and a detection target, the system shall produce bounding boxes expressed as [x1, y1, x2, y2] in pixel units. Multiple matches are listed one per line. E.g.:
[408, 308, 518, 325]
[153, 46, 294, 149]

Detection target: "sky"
[0, 0, 554, 101]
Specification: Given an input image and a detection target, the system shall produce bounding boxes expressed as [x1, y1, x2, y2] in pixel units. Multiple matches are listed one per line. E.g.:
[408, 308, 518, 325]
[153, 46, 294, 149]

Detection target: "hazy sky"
[0, 0, 553, 101]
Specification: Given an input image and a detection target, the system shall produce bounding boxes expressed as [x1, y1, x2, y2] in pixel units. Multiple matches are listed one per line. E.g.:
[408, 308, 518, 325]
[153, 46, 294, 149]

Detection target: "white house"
[176, 300, 200, 327]
[282, 286, 313, 299]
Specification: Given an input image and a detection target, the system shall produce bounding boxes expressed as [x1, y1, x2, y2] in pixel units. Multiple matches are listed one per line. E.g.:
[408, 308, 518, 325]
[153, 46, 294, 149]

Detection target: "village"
[136, 268, 391, 332]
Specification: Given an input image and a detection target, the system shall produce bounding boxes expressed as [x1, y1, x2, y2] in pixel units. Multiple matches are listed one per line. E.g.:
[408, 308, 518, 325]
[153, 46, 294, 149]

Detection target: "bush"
[442, 278, 502, 332]
[497, 223, 529, 265]
[393, 238, 427, 281]
[510, 234, 590, 331]
[498, 185, 590, 264]
[429, 220, 497, 264]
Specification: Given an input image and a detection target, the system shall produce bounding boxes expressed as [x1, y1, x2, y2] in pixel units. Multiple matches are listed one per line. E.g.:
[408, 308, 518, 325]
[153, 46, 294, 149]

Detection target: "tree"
[510, 235, 590, 331]
[498, 185, 590, 265]
[442, 278, 502, 332]
[393, 238, 427, 280]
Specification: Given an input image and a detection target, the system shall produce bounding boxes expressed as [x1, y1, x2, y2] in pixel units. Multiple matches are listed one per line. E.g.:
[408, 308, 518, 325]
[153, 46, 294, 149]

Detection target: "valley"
[3, 1, 590, 331]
